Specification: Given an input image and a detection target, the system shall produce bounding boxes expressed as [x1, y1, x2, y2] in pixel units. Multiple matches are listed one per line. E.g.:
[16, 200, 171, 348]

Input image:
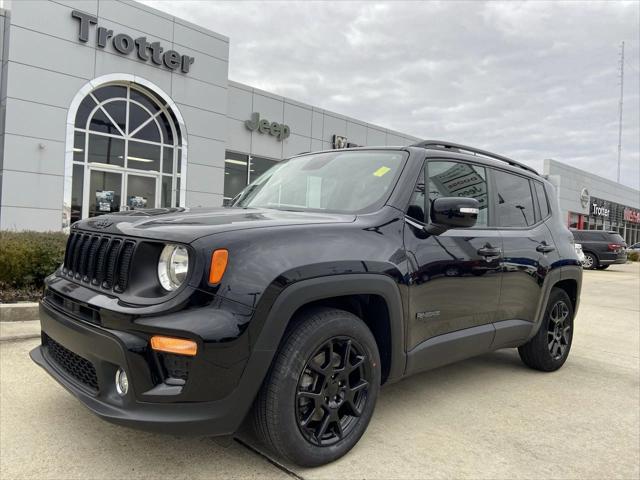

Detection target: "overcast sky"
[141, 0, 640, 189]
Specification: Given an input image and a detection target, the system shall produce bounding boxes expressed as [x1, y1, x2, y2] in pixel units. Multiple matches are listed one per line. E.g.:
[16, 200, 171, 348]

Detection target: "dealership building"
[0, 0, 638, 243]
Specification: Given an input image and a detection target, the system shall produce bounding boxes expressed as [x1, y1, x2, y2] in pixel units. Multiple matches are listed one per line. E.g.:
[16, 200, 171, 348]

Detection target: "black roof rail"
[410, 140, 539, 175]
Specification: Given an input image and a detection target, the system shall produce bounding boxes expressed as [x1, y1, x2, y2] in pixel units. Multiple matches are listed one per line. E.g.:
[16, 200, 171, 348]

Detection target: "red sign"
[624, 208, 640, 224]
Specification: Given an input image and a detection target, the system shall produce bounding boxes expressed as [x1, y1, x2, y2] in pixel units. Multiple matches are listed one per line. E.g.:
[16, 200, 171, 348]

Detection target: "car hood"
[72, 207, 356, 243]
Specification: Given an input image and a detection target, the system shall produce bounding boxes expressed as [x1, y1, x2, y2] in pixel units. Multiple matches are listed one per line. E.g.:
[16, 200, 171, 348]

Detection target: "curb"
[0, 334, 40, 343]
[0, 303, 39, 322]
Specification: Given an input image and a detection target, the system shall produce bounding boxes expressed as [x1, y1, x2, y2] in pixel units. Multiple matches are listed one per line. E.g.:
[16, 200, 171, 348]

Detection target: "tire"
[583, 252, 598, 269]
[596, 265, 609, 270]
[518, 288, 574, 372]
[253, 307, 381, 467]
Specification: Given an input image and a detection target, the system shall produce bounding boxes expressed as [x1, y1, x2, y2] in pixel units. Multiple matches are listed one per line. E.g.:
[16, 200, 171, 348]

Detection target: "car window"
[534, 181, 550, 218]
[427, 161, 488, 227]
[493, 170, 535, 227]
[406, 163, 426, 223]
[233, 150, 407, 214]
[608, 233, 625, 244]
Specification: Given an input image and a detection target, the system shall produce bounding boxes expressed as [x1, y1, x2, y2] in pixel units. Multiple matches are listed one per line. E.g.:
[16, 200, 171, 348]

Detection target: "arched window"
[69, 82, 183, 224]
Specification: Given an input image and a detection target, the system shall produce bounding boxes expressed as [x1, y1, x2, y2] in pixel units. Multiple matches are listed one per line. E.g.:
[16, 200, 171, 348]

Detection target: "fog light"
[115, 368, 129, 396]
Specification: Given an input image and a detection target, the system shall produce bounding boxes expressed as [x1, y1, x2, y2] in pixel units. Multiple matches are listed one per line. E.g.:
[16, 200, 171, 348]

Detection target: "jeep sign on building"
[0, 0, 638, 244]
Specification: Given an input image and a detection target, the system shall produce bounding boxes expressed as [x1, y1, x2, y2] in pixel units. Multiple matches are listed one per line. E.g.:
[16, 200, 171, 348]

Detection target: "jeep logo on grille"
[91, 217, 113, 229]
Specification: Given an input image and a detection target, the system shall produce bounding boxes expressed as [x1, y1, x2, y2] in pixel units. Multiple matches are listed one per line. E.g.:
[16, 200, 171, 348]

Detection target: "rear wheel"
[518, 288, 574, 372]
[253, 307, 381, 467]
[583, 252, 598, 269]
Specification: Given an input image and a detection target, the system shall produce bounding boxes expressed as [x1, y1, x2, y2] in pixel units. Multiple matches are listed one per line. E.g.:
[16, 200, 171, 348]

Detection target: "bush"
[628, 251, 639, 262]
[0, 231, 67, 302]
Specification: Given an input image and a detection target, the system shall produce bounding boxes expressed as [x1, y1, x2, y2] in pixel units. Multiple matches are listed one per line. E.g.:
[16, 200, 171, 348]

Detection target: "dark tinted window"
[534, 181, 550, 218]
[224, 151, 249, 199]
[249, 156, 278, 183]
[494, 170, 535, 227]
[428, 161, 488, 227]
[609, 233, 625, 243]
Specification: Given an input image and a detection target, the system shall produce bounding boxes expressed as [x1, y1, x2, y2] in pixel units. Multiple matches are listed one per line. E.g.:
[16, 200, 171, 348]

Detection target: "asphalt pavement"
[1, 263, 638, 479]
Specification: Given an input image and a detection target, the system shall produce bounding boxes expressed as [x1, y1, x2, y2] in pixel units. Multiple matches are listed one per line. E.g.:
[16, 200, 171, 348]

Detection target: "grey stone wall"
[225, 81, 421, 160]
[0, 0, 230, 230]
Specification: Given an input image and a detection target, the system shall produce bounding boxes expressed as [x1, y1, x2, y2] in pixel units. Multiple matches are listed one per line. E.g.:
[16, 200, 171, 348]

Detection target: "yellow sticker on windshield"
[373, 166, 391, 177]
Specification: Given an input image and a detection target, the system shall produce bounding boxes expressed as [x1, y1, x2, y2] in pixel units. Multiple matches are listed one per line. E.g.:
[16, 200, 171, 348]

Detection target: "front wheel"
[518, 288, 574, 372]
[253, 307, 381, 467]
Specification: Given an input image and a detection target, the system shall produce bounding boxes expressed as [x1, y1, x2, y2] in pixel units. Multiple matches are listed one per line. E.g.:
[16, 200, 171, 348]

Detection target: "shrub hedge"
[0, 231, 67, 302]
[628, 251, 639, 262]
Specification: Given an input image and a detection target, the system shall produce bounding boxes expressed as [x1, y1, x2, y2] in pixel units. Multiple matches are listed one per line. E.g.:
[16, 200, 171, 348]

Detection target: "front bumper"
[30, 299, 271, 436]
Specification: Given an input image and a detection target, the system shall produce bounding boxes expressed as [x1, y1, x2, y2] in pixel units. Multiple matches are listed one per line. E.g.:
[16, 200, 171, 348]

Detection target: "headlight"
[158, 244, 189, 291]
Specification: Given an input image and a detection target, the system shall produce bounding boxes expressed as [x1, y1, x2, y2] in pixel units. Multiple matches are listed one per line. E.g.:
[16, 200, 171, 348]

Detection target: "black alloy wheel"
[547, 300, 571, 360]
[518, 287, 574, 371]
[296, 337, 370, 446]
[252, 307, 380, 467]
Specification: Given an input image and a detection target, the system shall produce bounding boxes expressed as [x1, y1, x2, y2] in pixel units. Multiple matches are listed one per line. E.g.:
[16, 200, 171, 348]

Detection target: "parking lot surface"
[1, 263, 638, 479]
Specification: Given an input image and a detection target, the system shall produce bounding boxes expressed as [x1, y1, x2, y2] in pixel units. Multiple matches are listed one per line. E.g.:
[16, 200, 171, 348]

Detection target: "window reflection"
[88, 134, 124, 167]
[428, 161, 488, 227]
[494, 170, 535, 227]
[128, 141, 160, 171]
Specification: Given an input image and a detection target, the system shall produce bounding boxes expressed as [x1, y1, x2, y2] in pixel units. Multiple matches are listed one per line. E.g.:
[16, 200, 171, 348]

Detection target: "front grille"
[63, 232, 135, 292]
[44, 334, 99, 392]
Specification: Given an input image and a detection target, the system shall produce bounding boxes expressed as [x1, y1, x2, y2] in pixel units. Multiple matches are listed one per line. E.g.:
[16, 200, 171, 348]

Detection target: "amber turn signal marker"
[150, 336, 197, 356]
[209, 249, 229, 284]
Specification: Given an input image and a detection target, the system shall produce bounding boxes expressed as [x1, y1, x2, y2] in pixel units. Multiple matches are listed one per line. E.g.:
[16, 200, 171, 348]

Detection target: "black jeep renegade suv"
[31, 141, 582, 466]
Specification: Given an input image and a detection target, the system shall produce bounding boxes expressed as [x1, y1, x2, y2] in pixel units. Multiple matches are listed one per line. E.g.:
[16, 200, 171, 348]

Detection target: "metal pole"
[617, 41, 625, 183]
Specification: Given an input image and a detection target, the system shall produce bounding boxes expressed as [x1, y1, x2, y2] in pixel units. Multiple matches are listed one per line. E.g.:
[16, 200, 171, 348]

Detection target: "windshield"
[232, 150, 408, 213]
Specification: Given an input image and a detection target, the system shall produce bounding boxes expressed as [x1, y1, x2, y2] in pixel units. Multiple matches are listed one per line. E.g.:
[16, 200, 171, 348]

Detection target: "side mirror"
[426, 197, 479, 234]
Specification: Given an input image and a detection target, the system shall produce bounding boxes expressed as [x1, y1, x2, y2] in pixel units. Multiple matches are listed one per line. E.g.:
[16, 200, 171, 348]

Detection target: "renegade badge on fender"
[31, 141, 582, 467]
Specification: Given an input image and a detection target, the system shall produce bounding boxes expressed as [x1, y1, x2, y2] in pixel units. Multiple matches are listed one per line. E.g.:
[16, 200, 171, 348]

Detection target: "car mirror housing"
[426, 197, 479, 234]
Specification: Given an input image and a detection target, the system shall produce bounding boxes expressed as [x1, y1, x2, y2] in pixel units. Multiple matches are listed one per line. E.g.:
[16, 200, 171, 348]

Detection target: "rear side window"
[493, 170, 535, 227]
[608, 233, 625, 243]
[534, 181, 550, 218]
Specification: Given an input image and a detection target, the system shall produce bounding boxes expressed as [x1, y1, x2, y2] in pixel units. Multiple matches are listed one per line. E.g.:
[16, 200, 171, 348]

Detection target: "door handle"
[536, 243, 556, 253]
[477, 246, 501, 257]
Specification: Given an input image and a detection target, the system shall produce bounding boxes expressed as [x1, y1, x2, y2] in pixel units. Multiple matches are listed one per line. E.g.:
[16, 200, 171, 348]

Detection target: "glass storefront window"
[224, 152, 249, 200]
[224, 151, 279, 200]
[161, 176, 172, 207]
[71, 83, 182, 221]
[126, 174, 156, 210]
[73, 132, 85, 163]
[88, 134, 124, 167]
[89, 170, 122, 217]
[75, 95, 97, 129]
[249, 156, 277, 183]
[163, 147, 174, 174]
[102, 100, 127, 133]
[128, 141, 160, 172]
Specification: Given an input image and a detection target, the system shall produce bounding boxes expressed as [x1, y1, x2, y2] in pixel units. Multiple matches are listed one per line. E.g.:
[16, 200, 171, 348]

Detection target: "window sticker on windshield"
[373, 166, 391, 177]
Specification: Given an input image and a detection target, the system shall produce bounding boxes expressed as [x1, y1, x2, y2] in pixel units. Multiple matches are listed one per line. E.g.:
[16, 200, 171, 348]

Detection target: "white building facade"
[0, 0, 638, 244]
